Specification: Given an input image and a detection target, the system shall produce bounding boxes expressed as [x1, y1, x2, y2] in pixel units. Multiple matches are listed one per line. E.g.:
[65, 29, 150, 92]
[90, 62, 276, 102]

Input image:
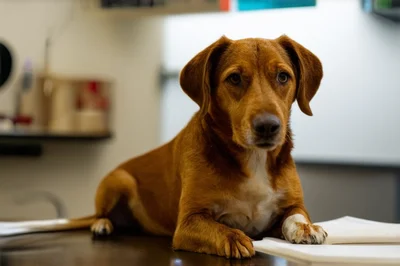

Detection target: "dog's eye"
[277, 72, 289, 84]
[227, 73, 241, 85]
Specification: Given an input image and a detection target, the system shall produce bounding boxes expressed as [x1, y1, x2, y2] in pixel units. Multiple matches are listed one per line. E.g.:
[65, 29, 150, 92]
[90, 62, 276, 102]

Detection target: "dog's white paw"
[91, 218, 113, 236]
[282, 214, 327, 244]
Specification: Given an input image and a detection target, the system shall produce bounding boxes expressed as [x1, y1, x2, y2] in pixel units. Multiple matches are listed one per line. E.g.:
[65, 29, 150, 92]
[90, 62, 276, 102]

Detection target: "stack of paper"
[0, 219, 70, 237]
[316, 216, 400, 244]
[0, 219, 75, 248]
[253, 216, 400, 265]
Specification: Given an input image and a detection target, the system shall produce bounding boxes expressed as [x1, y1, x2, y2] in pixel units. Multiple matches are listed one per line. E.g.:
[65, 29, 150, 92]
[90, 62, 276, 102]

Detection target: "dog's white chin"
[233, 131, 281, 151]
[248, 137, 281, 151]
[254, 143, 278, 151]
[233, 138, 278, 151]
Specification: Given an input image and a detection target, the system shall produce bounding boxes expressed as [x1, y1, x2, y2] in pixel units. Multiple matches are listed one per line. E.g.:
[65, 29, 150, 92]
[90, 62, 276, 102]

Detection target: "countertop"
[0, 231, 294, 266]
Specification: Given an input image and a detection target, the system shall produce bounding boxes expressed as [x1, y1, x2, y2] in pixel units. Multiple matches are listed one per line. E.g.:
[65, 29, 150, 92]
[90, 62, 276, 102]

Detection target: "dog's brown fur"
[16, 35, 326, 259]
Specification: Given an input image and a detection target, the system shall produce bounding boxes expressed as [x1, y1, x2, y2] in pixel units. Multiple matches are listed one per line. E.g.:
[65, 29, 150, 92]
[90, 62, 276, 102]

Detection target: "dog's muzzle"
[251, 113, 281, 148]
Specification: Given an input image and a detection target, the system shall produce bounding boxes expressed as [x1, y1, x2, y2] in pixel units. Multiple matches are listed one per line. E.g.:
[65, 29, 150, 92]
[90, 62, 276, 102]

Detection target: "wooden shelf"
[88, 0, 225, 18]
[0, 131, 112, 157]
[0, 131, 112, 141]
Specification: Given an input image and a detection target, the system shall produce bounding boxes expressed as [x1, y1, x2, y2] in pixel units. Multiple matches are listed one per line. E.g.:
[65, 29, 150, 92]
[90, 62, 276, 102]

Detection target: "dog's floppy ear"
[277, 35, 323, 116]
[180, 36, 231, 115]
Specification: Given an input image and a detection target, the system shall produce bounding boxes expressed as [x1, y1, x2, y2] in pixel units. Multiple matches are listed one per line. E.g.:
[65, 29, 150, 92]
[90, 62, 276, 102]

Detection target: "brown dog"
[20, 35, 327, 259]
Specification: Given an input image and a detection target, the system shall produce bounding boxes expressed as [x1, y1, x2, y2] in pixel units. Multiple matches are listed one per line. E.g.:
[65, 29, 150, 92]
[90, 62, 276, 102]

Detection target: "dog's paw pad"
[283, 214, 327, 244]
[91, 218, 113, 237]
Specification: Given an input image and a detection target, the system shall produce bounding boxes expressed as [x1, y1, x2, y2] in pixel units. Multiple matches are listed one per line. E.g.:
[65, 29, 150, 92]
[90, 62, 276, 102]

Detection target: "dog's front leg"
[280, 205, 327, 244]
[172, 212, 255, 259]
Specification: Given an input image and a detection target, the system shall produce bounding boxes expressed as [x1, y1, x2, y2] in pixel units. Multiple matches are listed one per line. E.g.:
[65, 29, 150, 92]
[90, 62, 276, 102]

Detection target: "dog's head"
[180, 35, 323, 151]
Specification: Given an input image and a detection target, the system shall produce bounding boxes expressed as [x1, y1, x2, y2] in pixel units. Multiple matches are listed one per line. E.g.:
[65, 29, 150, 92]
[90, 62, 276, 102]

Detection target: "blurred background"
[0, 0, 399, 224]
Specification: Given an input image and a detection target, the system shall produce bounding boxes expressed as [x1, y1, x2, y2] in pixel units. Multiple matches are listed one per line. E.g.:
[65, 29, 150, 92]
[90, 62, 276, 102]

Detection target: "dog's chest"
[213, 151, 282, 237]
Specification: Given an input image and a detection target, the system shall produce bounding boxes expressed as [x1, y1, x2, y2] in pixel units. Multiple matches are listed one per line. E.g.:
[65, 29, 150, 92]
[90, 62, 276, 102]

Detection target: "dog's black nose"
[252, 113, 281, 138]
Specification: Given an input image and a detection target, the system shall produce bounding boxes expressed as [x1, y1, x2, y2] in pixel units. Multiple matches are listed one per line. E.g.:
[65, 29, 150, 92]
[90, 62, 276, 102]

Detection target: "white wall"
[0, 1, 163, 219]
[299, 165, 397, 223]
[161, 0, 399, 222]
[161, 0, 400, 166]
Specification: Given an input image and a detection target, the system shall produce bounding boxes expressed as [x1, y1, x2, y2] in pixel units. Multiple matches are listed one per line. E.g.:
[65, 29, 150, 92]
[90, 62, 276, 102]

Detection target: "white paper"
[0, 219, 69, 237]
[315, 216, 400, 244]
[254, 238, 400, 265]
[253, 216, 400, 265]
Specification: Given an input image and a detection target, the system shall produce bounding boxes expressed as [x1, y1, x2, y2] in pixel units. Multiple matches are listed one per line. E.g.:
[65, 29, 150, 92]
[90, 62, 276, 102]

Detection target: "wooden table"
[0, 231, 294, 266]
